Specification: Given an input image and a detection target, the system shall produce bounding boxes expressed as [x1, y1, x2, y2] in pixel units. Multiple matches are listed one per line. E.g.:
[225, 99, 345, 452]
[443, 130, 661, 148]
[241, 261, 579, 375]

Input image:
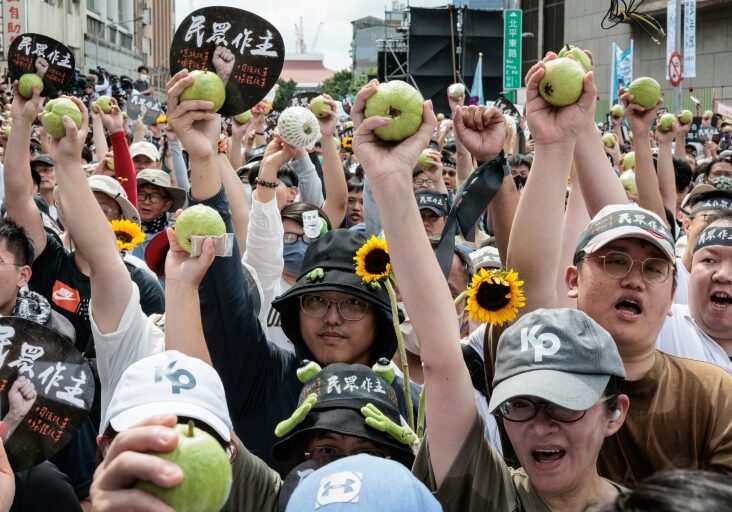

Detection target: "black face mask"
[513, 175, 527, 189]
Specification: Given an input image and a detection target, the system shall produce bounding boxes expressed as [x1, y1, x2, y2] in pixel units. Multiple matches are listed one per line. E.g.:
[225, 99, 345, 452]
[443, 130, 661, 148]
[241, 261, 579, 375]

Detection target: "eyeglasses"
[690, 212, 721, 226]
[138, 192, 170, 204]
[442, 169, 456, 177]
[305, 445, 389, 465]
[498, 396, 615, 423]
[413, 178, 434, 186]
[283, 232, 317, 245]
[300, 294, 370, 321]
[584, 251, 672, 284]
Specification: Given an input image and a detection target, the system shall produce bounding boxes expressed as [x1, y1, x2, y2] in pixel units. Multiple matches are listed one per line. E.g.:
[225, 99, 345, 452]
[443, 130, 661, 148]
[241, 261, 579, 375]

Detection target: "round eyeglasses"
[299, 294, 370, 321]
[584, 251, 672, 284]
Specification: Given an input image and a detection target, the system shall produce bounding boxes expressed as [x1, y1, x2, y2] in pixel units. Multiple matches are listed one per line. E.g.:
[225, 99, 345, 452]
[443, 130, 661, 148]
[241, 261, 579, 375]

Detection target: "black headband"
[694, 225, 732, 253]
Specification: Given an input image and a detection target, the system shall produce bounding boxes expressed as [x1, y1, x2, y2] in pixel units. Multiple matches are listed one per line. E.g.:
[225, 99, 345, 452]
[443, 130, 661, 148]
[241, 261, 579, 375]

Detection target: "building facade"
[351, 16, 398, 79]
[563, 0, 730, 118]
[139, 0, 175, 98]
[84, 0, 142, 78]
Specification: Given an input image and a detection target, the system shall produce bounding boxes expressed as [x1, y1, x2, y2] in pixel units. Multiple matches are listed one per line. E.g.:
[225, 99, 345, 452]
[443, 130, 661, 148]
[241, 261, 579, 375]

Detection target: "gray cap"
[415, 190, 448, 216]
[488, 308, 625, 413]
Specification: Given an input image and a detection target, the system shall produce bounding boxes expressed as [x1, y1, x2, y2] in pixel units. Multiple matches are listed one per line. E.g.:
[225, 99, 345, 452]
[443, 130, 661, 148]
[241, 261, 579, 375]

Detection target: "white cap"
[88, 175, 141, 225]
[129, 141, 160, 162]
[103, 351, 232, 442]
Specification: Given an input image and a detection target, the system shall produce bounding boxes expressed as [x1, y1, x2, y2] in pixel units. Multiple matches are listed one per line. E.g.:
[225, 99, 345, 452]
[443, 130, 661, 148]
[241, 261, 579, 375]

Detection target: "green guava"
[538, 58, 585, 107]
[557, 44, 591, 72]
[619, 169, 637, 194]
[437, 113, 445, 121]
[134, 422, 232, 512]
[1, 124, 10, 140]
[627, 77, 661, 110]
[678, 110, 693, 125]
[448, 83, 465, 100]
[703, 110, 713, 119]
[174, 204, 226, 253]
[658, 112, 677, 132]
[179, 70, 225, 113]
[18, 73, 43, 99]
[725, 126, 732, 134]
[233, 110, 251, 124]
[309, 95, 331, 118]
[602, 133, 616, 148]
[363, 80, 424, 142]
[40, 98, 82, 139]
[623, 151, 635, 171]
[94, 95, 114, 114]
[417, 149, 433, 170]
[610, 104, 624, 119]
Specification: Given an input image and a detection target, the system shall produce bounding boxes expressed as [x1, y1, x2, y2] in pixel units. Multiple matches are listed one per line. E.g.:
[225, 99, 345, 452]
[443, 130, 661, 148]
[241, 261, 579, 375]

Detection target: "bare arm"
[490, 172, 519, 266]
[507, 54, 597, 315]
[163, 227, 216, 364]
[556, 165, 588, 309]
[448, 90, 474, 183]
[228, 118, 248, 171]
[656, 120, 681, 218]
[623, 94, 667, 225]
[674, 115, 691, 159]
[352, 80, 475, 487]
[314, 96, 348, 226]
[91, 109, 109, 160]
[3, 82, 47, 258]
[217, 152, 250, 257]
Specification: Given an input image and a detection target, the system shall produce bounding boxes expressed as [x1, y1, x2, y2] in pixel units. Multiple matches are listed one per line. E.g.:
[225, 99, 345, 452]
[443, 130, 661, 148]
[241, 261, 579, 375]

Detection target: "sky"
[174, 0, 449, 71]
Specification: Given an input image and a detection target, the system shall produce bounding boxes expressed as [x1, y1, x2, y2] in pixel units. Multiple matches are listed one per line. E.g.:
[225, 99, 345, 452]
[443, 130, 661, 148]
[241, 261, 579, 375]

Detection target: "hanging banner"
[683, 0, 696, 78]
[2, 1, 26, 56]
[666, 0, 676, 81]
[610, 41, 633, 105]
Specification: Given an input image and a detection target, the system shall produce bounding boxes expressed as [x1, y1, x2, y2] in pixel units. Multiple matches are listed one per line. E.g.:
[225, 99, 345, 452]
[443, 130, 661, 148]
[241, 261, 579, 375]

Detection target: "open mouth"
[532, 449, 566, 463]
[615, 299, 642, 315]
[710, 293, 732, 305]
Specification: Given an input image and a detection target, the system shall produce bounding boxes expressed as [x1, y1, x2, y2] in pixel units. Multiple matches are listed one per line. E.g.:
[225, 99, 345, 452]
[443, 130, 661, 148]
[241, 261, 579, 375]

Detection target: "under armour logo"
[315, 471, 363, 508]
[155, 360, 196, 394]
[520, 325, 561, 362]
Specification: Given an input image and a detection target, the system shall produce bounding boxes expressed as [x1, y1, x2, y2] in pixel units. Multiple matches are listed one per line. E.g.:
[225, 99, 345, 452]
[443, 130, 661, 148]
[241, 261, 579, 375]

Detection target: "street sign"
[669, 50, 682, 87]
[503, 9, 522, 91]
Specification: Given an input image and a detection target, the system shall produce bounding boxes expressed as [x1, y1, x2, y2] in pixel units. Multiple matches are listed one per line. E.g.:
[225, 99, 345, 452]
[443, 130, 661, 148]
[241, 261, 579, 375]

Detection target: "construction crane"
[295, 17, 306, 54]
[310, 21, 323, 53]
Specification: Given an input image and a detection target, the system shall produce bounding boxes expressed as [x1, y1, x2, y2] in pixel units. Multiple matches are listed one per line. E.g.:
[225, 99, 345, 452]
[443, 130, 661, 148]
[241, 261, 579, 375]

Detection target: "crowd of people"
[0, 44, 730, 512]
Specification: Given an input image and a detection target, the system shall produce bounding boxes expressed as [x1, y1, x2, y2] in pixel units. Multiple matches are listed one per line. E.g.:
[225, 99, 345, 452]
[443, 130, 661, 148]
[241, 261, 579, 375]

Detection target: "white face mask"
[140, 73, 149, 82]
[397, 302, 421, 355]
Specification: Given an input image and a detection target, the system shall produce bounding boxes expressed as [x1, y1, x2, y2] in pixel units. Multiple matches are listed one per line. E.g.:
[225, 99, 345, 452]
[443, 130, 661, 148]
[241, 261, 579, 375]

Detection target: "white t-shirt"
[674, 257, 690, 305]
[468, 324, 503, 454]
[656, 303, 732, 374]
[90, 283, 165, 430]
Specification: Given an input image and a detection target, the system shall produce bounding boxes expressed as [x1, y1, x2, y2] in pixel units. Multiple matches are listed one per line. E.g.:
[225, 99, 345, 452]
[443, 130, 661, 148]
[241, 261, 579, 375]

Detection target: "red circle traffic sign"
[669, 51, 682, 87]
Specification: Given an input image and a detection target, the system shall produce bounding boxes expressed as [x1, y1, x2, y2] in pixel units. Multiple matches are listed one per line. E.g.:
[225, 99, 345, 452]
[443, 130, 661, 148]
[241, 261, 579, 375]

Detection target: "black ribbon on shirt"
[435, 152, 510, 277]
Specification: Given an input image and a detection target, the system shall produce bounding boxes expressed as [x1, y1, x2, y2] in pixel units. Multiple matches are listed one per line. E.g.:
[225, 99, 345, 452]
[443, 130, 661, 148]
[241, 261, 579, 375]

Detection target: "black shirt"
[29, 232, 165, 355]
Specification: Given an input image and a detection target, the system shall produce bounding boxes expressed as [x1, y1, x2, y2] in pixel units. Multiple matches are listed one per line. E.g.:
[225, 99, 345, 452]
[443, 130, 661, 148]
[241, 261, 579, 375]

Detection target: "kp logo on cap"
[315, 471, 363, 508]
[521, 325, 560, 362]
[155, 360, 196, 394]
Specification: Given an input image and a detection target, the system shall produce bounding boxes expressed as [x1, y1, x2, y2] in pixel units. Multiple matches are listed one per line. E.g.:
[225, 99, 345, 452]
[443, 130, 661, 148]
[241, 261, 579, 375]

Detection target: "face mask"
[140, 74, 149, 82]
[397, 301, 421, 355]
[513, 175, 527, 189]
[283, 240, 308, 275]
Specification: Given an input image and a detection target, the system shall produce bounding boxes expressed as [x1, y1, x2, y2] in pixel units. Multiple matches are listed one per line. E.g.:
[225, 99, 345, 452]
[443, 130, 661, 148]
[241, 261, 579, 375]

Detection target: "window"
[120, 33, 132, 50]
[108, 27, 118, 45]
[87, 17, 104, 38]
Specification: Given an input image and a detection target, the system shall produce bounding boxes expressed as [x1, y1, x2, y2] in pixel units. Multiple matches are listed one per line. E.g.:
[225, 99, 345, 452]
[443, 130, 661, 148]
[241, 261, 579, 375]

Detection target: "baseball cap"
[681, 183, 732, 214]
[470, 245, 502, 270]
[102, 350, 233, 442]
[30, 154, 54, 167]
[285, 454, 441, 511]
[130, 141, 160, 162]
[415, 190, 449, 217]
[574, 204, 675, 261]
[488, 308, 626, 413]
[88, 175, 141, 225]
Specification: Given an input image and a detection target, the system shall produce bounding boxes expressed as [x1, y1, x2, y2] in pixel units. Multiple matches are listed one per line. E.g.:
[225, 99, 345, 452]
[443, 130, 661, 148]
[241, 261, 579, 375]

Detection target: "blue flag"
[469, 52, 484, 105]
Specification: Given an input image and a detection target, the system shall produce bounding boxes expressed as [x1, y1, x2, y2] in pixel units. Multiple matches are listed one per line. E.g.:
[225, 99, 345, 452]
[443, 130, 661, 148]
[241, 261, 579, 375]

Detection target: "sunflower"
[354, 235, 392, 283]
[341, 136, 353, 151]
[465, 268, 526, 326]
[110, 219, 145, 252]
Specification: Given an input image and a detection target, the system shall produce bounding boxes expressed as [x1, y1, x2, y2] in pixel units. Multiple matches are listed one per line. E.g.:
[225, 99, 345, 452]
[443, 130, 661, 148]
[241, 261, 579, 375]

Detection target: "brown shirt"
[598, 351, 732, 484]
[484, 325, 732, 486]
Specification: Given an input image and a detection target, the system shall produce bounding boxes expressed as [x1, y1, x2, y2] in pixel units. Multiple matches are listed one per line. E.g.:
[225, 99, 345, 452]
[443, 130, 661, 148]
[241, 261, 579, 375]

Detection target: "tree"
[273, 78, 297, 111]
[319, 69, 368, 100]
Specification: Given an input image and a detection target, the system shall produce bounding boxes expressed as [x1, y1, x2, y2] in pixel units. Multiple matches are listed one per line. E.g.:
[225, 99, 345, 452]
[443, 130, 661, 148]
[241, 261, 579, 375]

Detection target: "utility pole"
[674, 0, 682, 113]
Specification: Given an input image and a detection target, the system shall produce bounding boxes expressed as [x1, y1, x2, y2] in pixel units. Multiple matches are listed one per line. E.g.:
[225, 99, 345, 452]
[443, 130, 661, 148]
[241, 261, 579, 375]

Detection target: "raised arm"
[556, 164, 589, 308]
[674, 113, 691, 159]
[49, 97, 133, 335]
[97, 98, 137, 205]
[166, 127, 190, 191]
[622, 92, 667, 225]
[163, 227, 216, 364]
[313, 95, 348, 226]
[91, 108, 109, 160]
[655, 116, 681, 217]
[507, 54, 597, 314]
[447, 88, 474, 183]
[228, 117, 248, 171]
[166, 70, 220, 201]
[3, 82, 47, 258]
[217, 151, 249, 256]
[352, 80, 474, 487]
